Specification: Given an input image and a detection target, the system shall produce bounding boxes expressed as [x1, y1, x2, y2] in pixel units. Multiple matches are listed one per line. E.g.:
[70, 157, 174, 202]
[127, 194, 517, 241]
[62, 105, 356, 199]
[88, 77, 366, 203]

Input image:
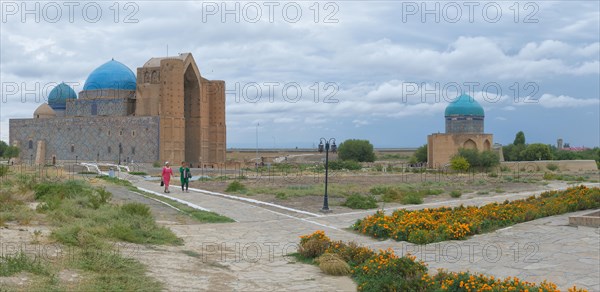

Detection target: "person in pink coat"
[162, 161, 174, 193]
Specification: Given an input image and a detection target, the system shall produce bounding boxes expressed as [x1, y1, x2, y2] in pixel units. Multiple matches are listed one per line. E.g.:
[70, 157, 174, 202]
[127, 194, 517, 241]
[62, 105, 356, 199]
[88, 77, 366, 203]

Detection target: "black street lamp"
[30, 154, 33, 165]
[318, 137, 337, 212]
[75, 155, 78, 164]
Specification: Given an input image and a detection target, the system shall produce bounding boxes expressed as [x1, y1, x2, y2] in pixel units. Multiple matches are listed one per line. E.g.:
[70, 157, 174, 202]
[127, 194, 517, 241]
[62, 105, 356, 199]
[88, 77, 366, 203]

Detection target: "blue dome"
[445, 94, 484, 117]
[48, 82, 77, 110]
[83, 59, 136, 91]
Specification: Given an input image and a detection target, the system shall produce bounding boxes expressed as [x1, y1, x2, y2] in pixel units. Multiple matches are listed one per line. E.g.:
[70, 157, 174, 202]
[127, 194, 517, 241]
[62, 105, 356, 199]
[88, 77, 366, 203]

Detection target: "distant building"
[9, 53, 226, 166]
[557, 138, 564, 149]
[427, 94, 496, 168]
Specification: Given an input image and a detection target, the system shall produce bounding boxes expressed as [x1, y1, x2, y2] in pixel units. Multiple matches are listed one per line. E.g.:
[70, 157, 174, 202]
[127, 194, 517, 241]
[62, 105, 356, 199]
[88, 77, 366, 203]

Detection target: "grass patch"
[288, 252, 316, 265]
[0, 174, 171, 291]
[78, 171, 99, 175]
[225, 181, 246, 192]
[275, 192, 288, 200]
[35, 182, 183, 246]
[129, 171, 148, 176]
[71, 248, 163, 291]
[97, 175, 234, 223]
[370, 185, 433, 205]
[97, 175, 133, 187]
[342, 193, 377, 209]
[0, 251, 50, 276]
[129, 189, 234, 223]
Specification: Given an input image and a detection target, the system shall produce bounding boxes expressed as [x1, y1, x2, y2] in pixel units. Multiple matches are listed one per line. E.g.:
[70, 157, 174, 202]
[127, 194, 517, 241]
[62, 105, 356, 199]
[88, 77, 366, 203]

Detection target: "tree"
[0, 140, 7, 157]
[450, 156, 470, 172]
[479, 150, 500, 168]
[502, 144, 525, 161]
[413, 144, 427, 163]
[337, 139, 375, 162]
[513, 131, 525, 146]
[3, 146, 19, 161]
[521, 143, 552, 161]
[456, 148, 499, 168]
[457, 148, 479, 166]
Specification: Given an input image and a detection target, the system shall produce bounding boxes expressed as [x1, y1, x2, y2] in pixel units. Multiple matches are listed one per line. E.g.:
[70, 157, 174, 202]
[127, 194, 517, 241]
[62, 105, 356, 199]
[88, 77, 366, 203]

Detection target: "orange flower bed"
[297, 231, 588, 292]
[352, 186, 599, 244]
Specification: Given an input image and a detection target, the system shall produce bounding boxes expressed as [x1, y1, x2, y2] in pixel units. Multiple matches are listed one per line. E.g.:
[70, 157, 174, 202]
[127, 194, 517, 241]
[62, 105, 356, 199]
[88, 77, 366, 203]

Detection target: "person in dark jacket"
[179, 161, 191, 192]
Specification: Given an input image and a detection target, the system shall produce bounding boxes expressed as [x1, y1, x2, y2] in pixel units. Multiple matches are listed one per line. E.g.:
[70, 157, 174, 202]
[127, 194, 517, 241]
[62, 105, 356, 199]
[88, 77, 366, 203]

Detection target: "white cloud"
[535, 94, 600, 108]
[352, 119, 370, 127]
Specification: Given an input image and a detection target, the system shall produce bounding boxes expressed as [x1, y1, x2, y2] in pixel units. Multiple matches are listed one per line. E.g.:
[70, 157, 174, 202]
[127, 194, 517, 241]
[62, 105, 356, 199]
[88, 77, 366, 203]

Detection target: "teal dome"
[48, 82, 77, 110]
[445, 94, 484, 117]
[83, 59, 136, 91]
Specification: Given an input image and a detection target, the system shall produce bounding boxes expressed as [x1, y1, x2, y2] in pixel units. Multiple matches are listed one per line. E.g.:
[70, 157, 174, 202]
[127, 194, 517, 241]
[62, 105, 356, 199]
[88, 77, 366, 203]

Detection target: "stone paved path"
[126, 176, 599, 291]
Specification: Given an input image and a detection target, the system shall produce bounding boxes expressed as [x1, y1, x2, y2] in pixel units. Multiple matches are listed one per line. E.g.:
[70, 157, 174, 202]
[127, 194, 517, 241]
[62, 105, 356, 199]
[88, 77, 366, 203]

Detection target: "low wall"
[500, 160, 598, 172]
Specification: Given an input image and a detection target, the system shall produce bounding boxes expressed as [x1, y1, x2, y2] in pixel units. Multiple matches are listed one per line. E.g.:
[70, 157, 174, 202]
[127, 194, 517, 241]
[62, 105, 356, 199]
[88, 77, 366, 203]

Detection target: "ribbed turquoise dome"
[445, 94, 484, 116]
[48, 82, 77, 110]
[83, 59, 136, 91]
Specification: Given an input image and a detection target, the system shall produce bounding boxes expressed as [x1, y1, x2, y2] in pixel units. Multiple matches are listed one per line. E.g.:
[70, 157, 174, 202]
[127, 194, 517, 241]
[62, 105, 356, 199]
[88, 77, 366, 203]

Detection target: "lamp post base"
[320, 208, 332, 213]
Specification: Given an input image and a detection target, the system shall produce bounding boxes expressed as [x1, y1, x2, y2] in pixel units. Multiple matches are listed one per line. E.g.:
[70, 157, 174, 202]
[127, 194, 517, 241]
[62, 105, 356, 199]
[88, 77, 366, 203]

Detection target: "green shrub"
[353, 251, 429, 292]
[543, 172, 557, 180]
[225, 181, 246, 192]
[449, 190, 462, 198]
[450, 156, 470, 171]
[337, 139, 375, 162]
[401, 192, 423, 205]
[343, 193, 377, 209]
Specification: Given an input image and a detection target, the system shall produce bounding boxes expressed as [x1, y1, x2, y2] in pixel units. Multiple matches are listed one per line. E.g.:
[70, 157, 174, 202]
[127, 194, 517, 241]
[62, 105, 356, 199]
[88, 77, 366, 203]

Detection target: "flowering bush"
[353, 249, 429, 292]
[353, 186, 600, 244]
[296, 231, 588, 292]
[298, 230, 331, 258]
[430, 270, 587, 292]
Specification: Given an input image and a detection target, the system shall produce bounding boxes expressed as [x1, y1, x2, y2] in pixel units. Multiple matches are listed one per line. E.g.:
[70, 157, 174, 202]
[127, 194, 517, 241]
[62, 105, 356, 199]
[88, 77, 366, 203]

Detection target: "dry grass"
[317, 253, 351, 276]
[299, 238, 329, 258]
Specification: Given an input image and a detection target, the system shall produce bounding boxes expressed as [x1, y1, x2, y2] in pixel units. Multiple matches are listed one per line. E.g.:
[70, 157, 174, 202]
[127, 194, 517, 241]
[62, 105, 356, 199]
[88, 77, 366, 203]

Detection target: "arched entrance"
[184, 64, 201, 164]
[463, 139, 477, 150]
[484, 139, 491, 151]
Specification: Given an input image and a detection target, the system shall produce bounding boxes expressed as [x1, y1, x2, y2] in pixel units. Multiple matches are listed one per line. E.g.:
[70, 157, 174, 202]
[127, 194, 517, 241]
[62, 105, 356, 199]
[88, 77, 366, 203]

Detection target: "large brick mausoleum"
[9, 53, 226, 166]
[427, 94, 495, 168]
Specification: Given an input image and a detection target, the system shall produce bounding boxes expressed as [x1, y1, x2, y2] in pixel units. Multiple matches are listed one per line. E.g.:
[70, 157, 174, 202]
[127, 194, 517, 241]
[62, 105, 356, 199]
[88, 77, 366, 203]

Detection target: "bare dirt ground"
[186, 171, 598, 214]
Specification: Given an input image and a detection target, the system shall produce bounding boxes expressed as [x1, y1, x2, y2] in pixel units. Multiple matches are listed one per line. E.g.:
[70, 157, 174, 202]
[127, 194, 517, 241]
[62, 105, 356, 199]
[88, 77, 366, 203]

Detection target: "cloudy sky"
[1, 1, 599, 148]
